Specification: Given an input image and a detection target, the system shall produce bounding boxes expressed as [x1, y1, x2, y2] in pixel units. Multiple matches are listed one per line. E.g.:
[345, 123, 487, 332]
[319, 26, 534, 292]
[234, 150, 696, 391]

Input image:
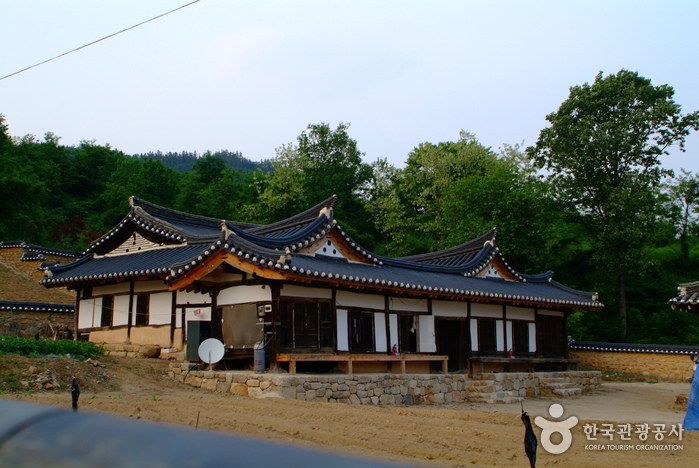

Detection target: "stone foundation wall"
[569, 349, 695, 382]
[168, 364, 601, 406]
[0, 310, 74, 339]
[103, 343, 184, 360]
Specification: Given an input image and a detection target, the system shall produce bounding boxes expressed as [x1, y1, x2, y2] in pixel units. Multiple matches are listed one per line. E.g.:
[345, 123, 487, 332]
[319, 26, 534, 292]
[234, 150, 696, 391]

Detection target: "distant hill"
[133, 150, 274, 173]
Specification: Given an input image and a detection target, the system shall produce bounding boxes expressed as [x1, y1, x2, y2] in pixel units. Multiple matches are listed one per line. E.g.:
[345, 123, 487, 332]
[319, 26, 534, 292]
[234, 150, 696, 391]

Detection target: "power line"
[0, 0, 202, 82]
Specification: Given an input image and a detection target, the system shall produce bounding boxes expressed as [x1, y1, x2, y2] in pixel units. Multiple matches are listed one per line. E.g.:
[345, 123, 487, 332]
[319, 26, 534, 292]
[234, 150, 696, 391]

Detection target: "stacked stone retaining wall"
[168, 363, 601, 406]
[0, 309, 74, 339]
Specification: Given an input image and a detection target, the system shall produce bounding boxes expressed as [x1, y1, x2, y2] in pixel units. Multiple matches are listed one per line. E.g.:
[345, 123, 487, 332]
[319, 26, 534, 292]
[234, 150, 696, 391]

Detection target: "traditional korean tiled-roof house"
[43, 196, 602, 374]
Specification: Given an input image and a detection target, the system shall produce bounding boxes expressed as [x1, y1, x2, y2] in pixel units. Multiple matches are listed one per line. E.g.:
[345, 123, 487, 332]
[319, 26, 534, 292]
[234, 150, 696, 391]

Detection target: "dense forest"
[2, 70, 699, 346]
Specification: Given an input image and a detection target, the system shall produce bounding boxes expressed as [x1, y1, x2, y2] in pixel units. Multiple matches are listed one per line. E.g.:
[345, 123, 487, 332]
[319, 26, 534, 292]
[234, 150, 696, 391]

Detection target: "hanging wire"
[0, 0, 202, 82]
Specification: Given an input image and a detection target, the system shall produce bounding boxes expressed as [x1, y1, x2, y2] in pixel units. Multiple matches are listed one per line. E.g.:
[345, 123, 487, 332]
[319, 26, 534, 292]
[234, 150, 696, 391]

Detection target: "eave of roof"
[42, 245, 204, 287]
[570, 340, 699, 355]
[0, 301, 74, 313]
[0, 241, 81, 258]
[165, 236, 601, 310]
[43, 196, 602, 311]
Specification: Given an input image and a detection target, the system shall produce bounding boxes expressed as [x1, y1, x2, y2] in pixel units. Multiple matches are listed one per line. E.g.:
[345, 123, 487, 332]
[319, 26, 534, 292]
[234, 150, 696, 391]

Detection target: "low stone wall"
[104, 343, 184, 360]
[0, 310, 74, 339]
[168, 364, 601, 405]
[570, 349, 695, 382]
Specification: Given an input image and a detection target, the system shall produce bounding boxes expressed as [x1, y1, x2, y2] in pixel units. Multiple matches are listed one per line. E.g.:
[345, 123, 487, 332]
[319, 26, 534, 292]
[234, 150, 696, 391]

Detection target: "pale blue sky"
[2, 0, 698, 173]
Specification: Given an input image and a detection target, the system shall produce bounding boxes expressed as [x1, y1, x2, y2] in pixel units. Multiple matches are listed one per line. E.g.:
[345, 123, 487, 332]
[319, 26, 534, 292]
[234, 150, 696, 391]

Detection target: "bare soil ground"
[1, 354, 696, 467]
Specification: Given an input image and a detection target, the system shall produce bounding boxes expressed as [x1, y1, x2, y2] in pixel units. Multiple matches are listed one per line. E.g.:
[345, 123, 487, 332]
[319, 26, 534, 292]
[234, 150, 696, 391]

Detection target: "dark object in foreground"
[521, 409, 537, 468]
[71, 377, 80, 412]
[0, 400, 404, 468]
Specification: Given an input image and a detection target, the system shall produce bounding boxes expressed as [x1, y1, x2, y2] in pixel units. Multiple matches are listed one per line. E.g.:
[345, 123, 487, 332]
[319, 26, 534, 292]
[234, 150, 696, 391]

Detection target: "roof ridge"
[246, 195, 338, 236]
[395, 228, 497, 264]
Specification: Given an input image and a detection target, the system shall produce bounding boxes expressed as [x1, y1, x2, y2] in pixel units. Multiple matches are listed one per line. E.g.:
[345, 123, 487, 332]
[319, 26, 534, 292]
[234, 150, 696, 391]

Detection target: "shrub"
[0, 336, 104, 360]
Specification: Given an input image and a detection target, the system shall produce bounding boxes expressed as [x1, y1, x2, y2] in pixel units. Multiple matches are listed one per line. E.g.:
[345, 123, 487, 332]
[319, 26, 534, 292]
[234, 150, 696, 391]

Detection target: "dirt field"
[1, 354, 696, 467]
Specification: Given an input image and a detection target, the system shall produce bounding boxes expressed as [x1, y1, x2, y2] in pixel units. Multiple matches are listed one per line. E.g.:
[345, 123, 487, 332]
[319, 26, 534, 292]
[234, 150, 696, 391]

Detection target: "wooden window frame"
[135, 294, 149, 326]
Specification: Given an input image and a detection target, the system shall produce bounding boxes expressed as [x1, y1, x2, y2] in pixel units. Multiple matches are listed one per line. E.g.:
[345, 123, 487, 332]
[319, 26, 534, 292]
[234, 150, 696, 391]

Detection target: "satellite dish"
[198, 338, 225, 364]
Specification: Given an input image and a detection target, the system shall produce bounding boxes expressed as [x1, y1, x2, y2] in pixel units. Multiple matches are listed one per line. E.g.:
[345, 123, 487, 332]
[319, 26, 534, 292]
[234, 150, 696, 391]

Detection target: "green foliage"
[135, 150, 272, 173]
[528, 69, 699, 337]
[0, 336, 104, 360]
[253, 122, 377, 248]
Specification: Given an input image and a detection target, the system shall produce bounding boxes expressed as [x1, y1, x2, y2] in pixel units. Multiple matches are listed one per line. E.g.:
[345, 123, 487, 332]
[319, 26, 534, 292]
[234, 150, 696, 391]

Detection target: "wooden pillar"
[126, 281, 135, 343]
[169, 290, 177, 346]
[270, 283, 282, 369]
[503, 304, 508, 357]
[73, 288, 81, 341]
[384, 296, 391, 354]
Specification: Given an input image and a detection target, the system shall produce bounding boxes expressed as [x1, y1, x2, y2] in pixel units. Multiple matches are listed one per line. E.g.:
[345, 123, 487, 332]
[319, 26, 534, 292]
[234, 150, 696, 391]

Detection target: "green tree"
[100, 157, 181, 227]
[253, 123, 375, 246]
[175, 153, 260, 220]
[527, 70, 699, 338]
[370, 132, 557, 269]
[663, 169, 699, 257]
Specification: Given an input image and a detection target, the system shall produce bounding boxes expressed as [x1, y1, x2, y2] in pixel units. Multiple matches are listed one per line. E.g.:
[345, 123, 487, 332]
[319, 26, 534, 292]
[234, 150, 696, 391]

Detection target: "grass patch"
[598, 369, 649, 382]
[0, 336, 104, 360]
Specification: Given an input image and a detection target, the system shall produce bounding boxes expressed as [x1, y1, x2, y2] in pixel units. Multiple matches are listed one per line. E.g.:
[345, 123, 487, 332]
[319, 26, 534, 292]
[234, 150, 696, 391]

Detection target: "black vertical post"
[126, 281, 135, 342]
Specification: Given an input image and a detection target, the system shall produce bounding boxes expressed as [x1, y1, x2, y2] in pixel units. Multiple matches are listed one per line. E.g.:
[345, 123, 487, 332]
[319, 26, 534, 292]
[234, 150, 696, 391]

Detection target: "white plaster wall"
[134, 280, 168, 293]
[389, 297, 427, 312]
[506, 307, 535, 321]
[496, 320, 504, 351]
[337, 309, 349, 351]
[471, 303, 503, 318]
[176, 290, 210, 306]
[470, 319, 479, 351]
[432, 300, 467, 317]
[78, 298, 98, 329]
[280, 284, 332, 299]
[92, 283, 130, 296]
[208, 273, 244, 283]
[149, 292, 172, 326]
[389, 314, 398, 350]
[113, 295, 130, 326]
[418, 315, 436, 353]
[336, 291, 384, 310]
[374, 313, 387, 352]
[93, 297, 104, 327]
[529, 323, 537, 352]
[218, 285, 271, 305]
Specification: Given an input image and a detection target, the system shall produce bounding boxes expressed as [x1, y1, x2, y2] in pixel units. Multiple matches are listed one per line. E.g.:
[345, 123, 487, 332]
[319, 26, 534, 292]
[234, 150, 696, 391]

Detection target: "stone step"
[483, 397, 524, 404]
[552, 387, 582, 397]
[469, 390, 521, 401]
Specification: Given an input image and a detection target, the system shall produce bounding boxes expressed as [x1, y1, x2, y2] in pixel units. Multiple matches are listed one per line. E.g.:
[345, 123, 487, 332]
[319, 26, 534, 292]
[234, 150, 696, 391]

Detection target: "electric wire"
[0, 0, 202, 82]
